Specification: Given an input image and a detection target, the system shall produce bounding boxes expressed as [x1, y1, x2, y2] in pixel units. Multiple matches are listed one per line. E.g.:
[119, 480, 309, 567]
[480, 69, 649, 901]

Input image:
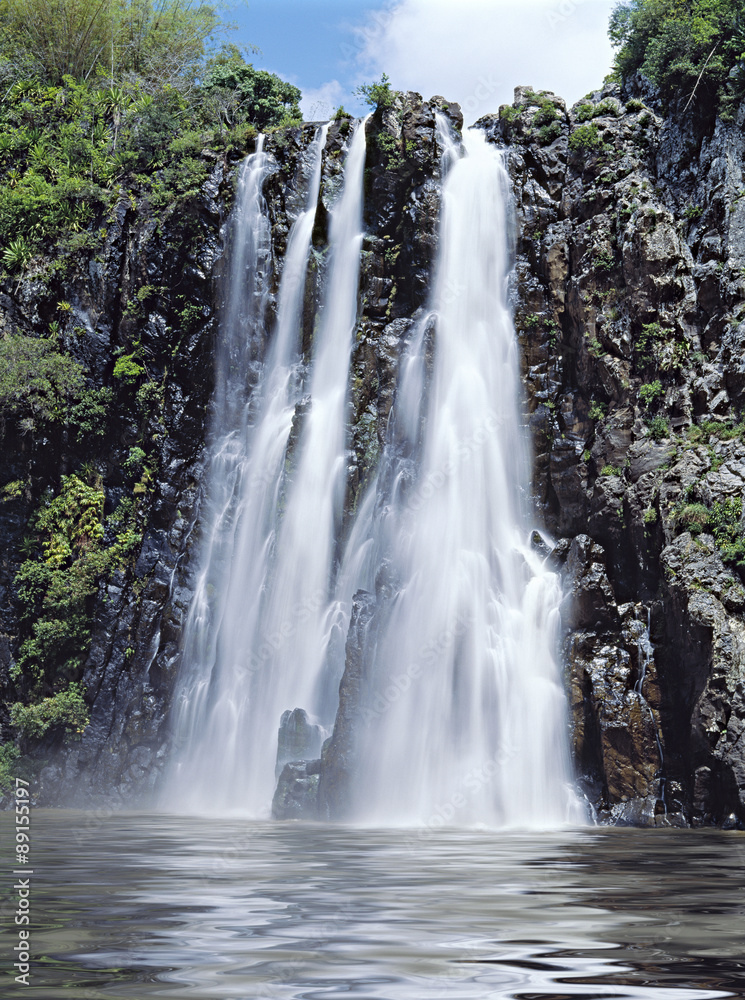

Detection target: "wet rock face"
[275, 708, 324, 779]
[492, 80, 745, 826]
[0, 94, 461, 808]
[317, 590, 377, 821]
[5, 79, 745, 828]
[272, 760, 320, 820]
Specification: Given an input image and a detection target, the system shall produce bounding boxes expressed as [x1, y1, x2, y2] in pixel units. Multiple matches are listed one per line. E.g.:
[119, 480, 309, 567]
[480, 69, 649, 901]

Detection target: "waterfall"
[164, 119, 370, 815]
[346, 122, 582, 827]
[164, 112, 580, 826]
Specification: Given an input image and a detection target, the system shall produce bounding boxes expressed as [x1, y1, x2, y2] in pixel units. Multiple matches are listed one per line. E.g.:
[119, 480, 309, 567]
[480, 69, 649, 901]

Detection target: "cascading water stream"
[256, 116, 369, 735]
[164, 112, 581, 826]
[164, 125, 328, 812]
[163, 119, 368, 815]
[346, 121, 582, 827]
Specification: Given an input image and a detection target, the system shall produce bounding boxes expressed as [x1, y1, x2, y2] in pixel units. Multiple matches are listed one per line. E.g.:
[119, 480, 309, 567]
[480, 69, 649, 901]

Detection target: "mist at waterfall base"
[161, 112, 583, 826]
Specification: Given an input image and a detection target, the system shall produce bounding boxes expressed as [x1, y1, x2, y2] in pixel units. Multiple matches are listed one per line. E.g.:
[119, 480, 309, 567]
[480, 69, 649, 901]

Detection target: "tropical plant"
[609, 0, 745, 117]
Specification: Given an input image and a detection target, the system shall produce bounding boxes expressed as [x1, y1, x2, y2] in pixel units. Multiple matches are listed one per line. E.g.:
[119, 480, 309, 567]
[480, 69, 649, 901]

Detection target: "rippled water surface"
[1, 813, 744, 998]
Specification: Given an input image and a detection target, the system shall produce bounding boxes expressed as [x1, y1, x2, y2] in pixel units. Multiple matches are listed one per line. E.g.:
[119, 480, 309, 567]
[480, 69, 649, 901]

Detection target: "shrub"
[0, 0, 225, 88]
[647, 414, 670, 440]
[13, 475, 105, 686]
[569, 123, 602, 151]
[589, 399, 607, 421]
[676, 502, 710, 535]
[69, 386, 113, 441]
[113, 353, 145, 384]
[601, 464, 622, 477]
[0, 334, 86, 427]
[355, 72, 396, 110]
[2, 235, 33, 270]
[539, 120, 563, 143]
[10, 684, 88, 741]
[575, 98, 620, 121]
[0, 743, 21, 790]
[123, 446, 146, 479]
[639, 379, 664, 408]
[701, 420, 745, 440]
[593, 250, 616, 272]
[203, 50, 302, 129]
[710, 496, 745, 566]
[609, 0, 745, 118]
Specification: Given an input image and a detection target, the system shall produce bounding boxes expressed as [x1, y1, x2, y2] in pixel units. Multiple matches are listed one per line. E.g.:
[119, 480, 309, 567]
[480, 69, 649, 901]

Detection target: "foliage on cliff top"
[610, 0, 745, 118]
[355, 73, 397, 110]
[0, 0, 226, 89]
[0, 49, 299, 260]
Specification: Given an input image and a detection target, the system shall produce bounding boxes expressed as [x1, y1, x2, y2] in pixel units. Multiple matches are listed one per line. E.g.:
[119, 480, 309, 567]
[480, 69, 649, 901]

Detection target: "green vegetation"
[646, 414, 670, 440]
[710, 496, 745, 566]
[569, 123, 603, 152]
[10, 683, 89, 741]
[0, 4, 301, 269]
[574, 98, 621, 121]
[356, 72, 396, 110]
[593, 249, 616, 272]
[643, 505, 658, 524]
[676, 501, 711, 535]
[0, 0, 224, 87]
[589, 399, 607, 421]
[113, 353, 146, 385]
[609, 0, 745, 118]
[700, 419, 745, 440]
[674, 494, 745, 567]
[601, 463, 623, 476]
[497, 90, 564, 145]
[0, 335, 85, 429]
[202, 46, 301, 128]
[639, 378, 664, 408]
[0, 742, 21, 790]
[635, 320, 669, 365]
[12, 474, 142, 696]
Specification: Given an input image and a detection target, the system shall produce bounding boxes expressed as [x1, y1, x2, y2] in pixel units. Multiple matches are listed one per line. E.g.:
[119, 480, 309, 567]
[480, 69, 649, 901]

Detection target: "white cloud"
[349, 0, 618, 123]
[300, 79, 346, 121]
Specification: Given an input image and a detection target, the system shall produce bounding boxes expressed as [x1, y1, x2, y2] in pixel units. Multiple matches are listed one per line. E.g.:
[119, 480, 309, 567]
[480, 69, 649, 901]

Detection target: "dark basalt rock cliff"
[481, 80, 745, 827]
[2, 82, 745, 828]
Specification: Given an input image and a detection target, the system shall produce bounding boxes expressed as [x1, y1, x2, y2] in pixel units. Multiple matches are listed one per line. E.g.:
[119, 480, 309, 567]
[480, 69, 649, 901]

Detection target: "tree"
[0, 0, 225, 88]
[355, 73, 396, 110]
[203, 47, 302, 127]
[609, 0, 745, 116]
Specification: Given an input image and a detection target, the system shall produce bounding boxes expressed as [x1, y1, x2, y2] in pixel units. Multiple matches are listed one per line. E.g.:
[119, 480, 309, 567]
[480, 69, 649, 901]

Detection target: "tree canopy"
[0, 0, 224, 89]
[610, 0, 745, 117]
[203, 46, 301, 128]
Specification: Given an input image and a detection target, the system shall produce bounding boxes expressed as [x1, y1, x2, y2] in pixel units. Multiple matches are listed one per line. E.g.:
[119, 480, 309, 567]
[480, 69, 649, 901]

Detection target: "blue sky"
[225, 1, 618, 124]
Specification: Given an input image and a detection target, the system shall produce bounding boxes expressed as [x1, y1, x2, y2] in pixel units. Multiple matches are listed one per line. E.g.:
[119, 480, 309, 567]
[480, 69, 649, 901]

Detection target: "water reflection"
[1, 813, 743, 998]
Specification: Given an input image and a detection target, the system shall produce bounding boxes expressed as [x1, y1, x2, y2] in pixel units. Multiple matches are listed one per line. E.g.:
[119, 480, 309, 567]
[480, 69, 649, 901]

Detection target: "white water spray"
[164, 125, 333, 812]
[164, 120, 370, 814]
[164, 114, 581, 826]
[347, 123, 582, 827]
